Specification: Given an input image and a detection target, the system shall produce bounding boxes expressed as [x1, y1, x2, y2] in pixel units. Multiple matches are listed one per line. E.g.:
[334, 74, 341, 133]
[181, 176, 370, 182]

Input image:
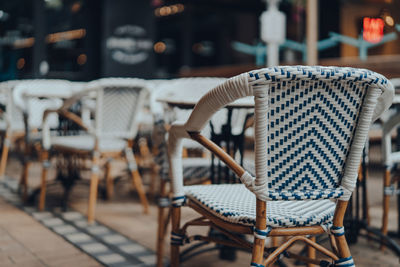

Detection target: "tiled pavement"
[1, 150, 400, 266]
[0, 177, 156, 267]
[0, 197, 100, 266]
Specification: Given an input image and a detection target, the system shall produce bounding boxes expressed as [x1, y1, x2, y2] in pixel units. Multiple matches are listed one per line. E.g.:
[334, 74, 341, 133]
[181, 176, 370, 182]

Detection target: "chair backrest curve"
[90, 78, 149, 140]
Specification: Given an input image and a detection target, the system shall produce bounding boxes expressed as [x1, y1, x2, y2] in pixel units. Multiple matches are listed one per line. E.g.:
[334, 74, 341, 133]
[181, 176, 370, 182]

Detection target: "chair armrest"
[189, 132, 245, 177]
[168, 121, 245, 200]
[168, 74, 251, 200]
[42, 108, 93, 150]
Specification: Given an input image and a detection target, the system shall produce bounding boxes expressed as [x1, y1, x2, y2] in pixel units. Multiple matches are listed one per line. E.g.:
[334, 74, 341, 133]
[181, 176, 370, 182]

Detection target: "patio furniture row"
[0, 66, 397, 266]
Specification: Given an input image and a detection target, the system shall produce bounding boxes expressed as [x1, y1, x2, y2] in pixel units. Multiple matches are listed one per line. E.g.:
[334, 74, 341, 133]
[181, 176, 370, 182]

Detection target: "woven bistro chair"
[381, 78, 400, 249]
[167, 66, 393, 266]
[0, 80, 25, 179]
[41, 78, 150, 223]
[12, 79, 73, 199]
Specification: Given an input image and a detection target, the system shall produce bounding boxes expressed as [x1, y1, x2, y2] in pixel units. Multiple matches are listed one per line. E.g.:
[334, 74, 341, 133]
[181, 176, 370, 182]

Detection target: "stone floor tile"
[81, 243, 109, 254]
[61, 211, 84, 221]
[119, 243, 146, 254]
[97, 253, 126, 264]
[64, 232, 93, 243]
[102, 234, 128, 245]
[87, 225, 110, 235]
[52, 225, 77, 235]
[42, 217, 64, 227]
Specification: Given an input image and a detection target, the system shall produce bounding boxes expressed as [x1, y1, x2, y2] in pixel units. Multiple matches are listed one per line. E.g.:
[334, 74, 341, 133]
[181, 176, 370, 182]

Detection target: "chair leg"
[0, 134, 10, 179]
[381, 168, 391, 250]
[149, 163, 159, 198]
[39, 151, 50, 211]
[170, 206, 181, 267]
[332, 201, 354, 266]
[125, 147, 149, 214]
[19, 160, 30, 202]
[251, 200, 267, 266]
[334, 234, 352, 262]
[105, 160, 113, 200]
[156, 180, 169, 267]
[131, 169, 149, 214]
[156, 207, 167, 267]
[87, 153, 100, 224]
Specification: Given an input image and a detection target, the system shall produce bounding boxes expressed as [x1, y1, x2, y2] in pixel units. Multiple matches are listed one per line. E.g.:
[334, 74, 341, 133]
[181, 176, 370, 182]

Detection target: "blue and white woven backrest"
[169, 66, 393, 202]
[248, 66, 393, 201]
[93, 78, 149, 140]
[248, 68, 366, 198]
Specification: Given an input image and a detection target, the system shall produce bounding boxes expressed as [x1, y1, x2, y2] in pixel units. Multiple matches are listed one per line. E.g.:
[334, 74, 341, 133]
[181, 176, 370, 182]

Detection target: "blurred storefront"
[0, 0, 399, 81]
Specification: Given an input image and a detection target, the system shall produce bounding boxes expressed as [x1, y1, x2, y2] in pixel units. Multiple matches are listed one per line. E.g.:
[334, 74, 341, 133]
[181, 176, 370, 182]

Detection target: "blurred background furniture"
[41, 78, 150, 223]
[381, 78, 400, 250]
[0, 80, 25, 180]
[12, 79, 74, 200]
[152, 77, 226, 266]
[167, 66, 393, 266]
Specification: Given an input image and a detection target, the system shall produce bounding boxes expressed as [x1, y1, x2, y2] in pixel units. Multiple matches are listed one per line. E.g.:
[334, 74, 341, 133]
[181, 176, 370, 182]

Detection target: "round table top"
[156, 82, 254, 109]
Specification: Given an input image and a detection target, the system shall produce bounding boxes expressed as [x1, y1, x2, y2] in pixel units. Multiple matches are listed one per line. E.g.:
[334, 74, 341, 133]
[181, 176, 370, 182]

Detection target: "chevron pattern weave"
[185, 184, 336, 227]
[253, 68, 365, 195]
[100, 86, 142, 137]
[245, 66, 390, 201]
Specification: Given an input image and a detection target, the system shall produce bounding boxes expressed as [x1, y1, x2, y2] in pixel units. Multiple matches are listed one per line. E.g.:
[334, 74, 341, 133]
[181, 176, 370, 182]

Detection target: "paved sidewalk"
[2, 145, 400, 266]
[0, 197, 101, 267]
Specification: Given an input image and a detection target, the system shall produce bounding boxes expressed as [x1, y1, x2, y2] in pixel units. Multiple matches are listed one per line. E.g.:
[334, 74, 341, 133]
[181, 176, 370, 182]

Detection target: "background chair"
[151, 78, 225, 267]
[154, 77, 256, 266]
[381, 78, 400, 249]
[167, 66, 393, 266]
[0, 80, 25, 180]
[12, 79, 73, 199]
[41, 78, 150, 223]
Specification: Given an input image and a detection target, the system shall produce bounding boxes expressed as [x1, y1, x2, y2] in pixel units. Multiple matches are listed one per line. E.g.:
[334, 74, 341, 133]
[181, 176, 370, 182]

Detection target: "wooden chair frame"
[169, 132, 349, 266]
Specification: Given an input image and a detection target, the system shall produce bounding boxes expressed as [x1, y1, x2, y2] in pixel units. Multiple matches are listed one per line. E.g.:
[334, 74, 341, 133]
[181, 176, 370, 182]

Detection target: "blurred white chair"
[381, 78, 400, 248]
[12, 79, 73, 199]
[153, 77, 256, 266]
[0, 80, 25, 179]
[41, 78, 150, 223]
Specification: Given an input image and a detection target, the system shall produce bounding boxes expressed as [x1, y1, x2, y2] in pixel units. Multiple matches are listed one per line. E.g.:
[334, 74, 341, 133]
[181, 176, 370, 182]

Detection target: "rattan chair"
[41, 78, 150, 223]
[12, 79, 73, 199]
[0, 80, 25, 179]
[381, 78, 400, 249]
[167, 66, 393, 266]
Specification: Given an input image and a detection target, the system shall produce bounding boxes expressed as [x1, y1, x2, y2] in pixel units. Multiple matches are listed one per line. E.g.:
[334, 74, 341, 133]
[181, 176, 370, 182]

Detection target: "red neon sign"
[363, 17, 384, 43]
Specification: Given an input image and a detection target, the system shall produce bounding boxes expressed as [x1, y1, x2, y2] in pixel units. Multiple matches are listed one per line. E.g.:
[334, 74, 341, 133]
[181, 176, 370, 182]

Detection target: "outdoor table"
[157, 85, 254, 184]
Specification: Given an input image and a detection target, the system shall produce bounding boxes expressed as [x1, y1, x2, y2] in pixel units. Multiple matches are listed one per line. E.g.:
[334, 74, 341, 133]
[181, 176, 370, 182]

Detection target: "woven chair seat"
[51, 135, 126, 152]
[185, 184, 336, 228]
